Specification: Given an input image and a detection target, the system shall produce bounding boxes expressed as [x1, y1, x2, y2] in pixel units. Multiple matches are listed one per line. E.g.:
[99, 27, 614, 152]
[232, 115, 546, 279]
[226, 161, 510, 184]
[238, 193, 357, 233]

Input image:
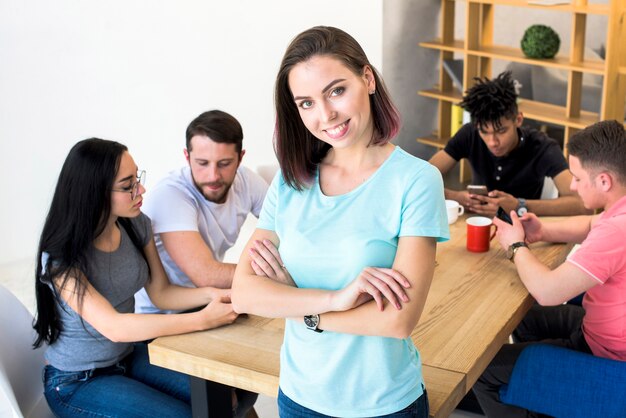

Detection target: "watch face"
[304, 315, 318, 329]
[517, 206, 528, 216]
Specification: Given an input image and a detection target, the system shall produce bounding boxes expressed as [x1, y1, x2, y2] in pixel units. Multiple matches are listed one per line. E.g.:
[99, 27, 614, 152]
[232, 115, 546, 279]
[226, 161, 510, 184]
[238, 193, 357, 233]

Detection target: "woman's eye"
[330, 87, 345, 97]
[299, 100, 313, 109]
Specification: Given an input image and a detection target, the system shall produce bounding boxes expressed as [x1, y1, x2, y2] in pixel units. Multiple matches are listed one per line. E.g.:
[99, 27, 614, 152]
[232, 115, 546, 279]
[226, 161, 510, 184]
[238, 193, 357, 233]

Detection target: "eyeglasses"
[111, 170, 146, 200]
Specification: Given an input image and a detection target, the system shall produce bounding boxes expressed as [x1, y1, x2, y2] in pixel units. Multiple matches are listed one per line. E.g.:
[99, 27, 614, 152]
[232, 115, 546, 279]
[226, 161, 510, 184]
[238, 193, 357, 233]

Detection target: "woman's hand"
[248, 239, 296, 287]
[197, 293, 238, 330]
[331, 267, 411, 312]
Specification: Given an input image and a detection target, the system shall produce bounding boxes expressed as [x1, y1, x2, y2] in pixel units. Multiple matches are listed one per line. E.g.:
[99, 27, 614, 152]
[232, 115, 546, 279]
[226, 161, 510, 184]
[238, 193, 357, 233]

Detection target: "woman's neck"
[93, 217, 121, 252]
[318, 143, 395, 196]
[324, 142, 394, 173]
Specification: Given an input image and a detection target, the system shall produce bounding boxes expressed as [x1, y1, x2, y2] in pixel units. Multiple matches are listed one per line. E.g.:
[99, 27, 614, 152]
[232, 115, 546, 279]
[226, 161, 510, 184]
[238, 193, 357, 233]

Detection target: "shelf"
[519, 99, 599, 129]
[468, 45, 605, 74]
[462, 0, 610, 15]
[420, 39, 605, 75]
[419, 39, 465, 53]
[421, 0, 625, 186]
[418, 88, 464, 103]
[417, 134, 450, 149]
[420, 86, 599, 129]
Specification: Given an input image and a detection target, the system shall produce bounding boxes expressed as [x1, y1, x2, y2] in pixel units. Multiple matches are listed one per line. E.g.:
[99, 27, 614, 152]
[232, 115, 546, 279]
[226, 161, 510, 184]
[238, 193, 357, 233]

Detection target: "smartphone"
[496, 206, 513, 225]
[467, 185, 488, 196]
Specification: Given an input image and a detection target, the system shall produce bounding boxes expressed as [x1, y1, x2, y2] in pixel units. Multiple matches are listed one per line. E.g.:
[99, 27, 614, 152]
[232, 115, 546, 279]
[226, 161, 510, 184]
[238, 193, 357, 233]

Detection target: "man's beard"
[193, 178, 233, 204]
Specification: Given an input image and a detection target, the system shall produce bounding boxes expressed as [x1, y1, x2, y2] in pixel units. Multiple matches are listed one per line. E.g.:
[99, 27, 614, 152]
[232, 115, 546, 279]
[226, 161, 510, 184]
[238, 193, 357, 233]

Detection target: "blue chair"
[499, 344, 626, 418]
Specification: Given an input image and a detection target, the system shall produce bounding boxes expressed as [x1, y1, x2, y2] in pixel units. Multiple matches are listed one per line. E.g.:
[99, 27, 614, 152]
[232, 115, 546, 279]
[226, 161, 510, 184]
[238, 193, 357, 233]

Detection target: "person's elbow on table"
[230, 273, 253, 314]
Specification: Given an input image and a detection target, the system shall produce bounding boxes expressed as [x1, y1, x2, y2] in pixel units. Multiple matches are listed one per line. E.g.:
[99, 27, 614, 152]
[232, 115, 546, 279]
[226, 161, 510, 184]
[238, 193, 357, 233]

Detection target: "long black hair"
[33, 138, 145, 348]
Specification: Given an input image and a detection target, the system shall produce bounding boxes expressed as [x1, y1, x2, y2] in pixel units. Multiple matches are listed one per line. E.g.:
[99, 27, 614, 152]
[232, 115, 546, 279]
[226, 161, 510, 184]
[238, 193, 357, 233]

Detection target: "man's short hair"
[186, 110, 243, 153]
[567, 120, 626, 184]
[459, 71, 518, 130]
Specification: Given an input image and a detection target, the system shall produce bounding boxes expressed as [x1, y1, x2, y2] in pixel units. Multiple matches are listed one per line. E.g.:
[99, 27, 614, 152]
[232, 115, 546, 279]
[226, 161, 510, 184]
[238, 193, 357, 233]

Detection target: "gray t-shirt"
[43, 213, 152, 371]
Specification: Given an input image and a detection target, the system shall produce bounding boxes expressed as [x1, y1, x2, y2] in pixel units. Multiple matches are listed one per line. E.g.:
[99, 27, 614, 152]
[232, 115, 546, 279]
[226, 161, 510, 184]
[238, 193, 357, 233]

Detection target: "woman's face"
[110, 151, 145, 219]
[288, 55, 376, 150]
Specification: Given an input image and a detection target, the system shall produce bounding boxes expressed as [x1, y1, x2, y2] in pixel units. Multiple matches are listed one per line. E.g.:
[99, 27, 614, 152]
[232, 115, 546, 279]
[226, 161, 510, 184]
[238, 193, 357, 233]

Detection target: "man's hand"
[447, 189, 474, 209]
[493, 210, 527, 250]
[518, 213, 544, 244]
[469, 189, 518, 217]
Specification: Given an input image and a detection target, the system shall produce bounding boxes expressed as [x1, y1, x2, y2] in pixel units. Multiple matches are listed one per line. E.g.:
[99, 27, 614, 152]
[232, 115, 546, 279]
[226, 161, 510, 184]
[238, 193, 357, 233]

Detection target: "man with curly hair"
[429, 71, 588, 217]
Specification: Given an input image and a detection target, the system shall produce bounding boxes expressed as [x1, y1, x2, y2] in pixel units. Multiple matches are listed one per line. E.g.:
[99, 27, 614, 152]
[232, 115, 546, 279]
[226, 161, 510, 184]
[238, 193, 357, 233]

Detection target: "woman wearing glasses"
[33, 138, 238, 418]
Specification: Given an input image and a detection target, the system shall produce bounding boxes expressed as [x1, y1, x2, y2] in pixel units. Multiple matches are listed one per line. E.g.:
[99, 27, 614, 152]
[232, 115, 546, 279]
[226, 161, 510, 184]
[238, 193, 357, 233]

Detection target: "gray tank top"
[44, 213, 152, 371]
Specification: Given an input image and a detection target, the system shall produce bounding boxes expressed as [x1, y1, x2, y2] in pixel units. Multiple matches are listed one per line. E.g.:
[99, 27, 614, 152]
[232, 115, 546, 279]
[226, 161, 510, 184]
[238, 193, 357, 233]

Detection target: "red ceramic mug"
[466, 216, 496, 253]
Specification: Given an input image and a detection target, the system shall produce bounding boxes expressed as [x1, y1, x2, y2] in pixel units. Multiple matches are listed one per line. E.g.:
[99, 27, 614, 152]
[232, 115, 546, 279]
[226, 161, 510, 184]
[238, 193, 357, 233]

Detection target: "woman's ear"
[362, 65, 376, 93]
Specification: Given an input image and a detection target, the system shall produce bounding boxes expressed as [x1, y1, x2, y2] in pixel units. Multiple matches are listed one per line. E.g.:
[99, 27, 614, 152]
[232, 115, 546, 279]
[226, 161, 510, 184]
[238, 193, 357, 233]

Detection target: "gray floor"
[254, 394, 483, 418]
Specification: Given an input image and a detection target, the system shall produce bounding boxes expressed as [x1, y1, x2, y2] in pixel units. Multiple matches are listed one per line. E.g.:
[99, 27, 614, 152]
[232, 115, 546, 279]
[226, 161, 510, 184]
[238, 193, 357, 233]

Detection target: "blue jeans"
[43, 343, 191, 418]
[277, 387, 429, 418]
[473, 304, 591, 418]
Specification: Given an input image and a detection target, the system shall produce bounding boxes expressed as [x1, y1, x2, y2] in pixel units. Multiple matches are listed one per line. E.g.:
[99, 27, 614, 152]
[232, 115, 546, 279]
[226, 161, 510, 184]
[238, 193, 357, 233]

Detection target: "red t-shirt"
[567, 196, 626, 361]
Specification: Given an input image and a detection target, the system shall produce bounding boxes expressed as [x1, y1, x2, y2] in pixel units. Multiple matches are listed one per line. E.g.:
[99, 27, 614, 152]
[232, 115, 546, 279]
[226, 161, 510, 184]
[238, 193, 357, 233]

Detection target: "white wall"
[0, 0, 383, 265]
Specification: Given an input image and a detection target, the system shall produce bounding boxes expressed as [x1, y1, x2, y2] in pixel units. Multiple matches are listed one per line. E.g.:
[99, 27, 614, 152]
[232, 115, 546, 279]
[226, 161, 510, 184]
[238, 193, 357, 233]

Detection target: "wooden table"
[149, 215, 572, 418]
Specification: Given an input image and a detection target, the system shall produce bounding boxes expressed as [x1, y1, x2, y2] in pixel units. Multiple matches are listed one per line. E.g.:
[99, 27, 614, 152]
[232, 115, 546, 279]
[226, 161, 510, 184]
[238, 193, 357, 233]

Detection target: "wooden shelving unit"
[418, 0, 626, 183]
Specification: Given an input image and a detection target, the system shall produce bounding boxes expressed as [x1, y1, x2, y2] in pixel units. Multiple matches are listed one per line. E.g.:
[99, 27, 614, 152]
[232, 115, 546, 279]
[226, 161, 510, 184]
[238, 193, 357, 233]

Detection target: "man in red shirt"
[473, 120, 626, 417]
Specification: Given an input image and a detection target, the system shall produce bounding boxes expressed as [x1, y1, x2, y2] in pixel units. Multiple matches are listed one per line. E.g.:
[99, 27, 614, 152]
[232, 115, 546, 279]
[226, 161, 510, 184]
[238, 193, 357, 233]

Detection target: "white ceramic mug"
[445, 199, 465, 224]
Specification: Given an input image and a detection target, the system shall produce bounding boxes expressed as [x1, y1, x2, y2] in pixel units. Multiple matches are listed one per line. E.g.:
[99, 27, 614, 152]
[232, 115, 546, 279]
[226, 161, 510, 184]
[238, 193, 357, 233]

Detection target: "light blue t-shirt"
[257, 147, 449, 417]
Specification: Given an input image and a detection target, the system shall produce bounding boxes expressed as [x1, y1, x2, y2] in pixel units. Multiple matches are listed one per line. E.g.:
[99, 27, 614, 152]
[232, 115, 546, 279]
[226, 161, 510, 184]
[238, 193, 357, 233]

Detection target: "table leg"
[190, 376, 232, 418]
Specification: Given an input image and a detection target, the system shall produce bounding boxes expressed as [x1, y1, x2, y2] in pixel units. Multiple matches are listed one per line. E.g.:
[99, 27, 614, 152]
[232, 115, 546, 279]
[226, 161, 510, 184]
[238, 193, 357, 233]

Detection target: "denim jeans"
[473, 304, 591, 418]
[277, 387, 429, 418]
[43, 343, 191, 418]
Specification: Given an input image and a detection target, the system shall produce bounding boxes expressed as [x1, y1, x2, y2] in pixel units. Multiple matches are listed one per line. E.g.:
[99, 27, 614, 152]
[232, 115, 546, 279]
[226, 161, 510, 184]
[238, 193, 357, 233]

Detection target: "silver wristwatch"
[516, 198, 528, 216]
[304, 314, 323, 333]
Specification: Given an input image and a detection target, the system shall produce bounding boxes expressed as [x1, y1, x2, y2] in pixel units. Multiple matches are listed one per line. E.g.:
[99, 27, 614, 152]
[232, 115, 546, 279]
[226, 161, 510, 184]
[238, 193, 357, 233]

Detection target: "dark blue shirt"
[444, 123, 568, 199]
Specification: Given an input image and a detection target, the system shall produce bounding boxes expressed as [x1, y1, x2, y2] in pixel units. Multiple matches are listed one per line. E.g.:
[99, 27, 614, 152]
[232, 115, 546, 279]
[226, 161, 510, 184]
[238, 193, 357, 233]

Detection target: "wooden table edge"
[148, 340, 280, 397]
[422, 365, 467, 418]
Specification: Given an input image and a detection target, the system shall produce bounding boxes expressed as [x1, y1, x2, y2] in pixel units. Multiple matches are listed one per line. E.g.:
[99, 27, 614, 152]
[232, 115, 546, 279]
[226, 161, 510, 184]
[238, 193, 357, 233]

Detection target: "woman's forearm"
[232, 273, 335, 317]
[309, 296, 427, 339]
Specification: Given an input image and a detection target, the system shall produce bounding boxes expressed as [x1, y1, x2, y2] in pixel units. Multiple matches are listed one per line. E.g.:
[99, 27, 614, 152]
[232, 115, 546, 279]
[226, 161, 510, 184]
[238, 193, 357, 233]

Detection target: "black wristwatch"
[507, 241, 528, 262]
[516, 198, 528, 216]
[304, 314, 323, 333]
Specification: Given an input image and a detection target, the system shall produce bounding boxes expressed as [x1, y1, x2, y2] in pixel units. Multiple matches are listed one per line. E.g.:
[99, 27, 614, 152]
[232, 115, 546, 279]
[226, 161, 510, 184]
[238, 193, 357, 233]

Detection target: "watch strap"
[509, 241, 528, 262]
[516, 198, 528, 216]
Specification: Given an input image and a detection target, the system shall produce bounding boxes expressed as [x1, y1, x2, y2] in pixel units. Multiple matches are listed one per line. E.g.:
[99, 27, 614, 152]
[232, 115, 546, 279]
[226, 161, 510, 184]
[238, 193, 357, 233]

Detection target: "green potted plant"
[521, 24, 560, 59]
